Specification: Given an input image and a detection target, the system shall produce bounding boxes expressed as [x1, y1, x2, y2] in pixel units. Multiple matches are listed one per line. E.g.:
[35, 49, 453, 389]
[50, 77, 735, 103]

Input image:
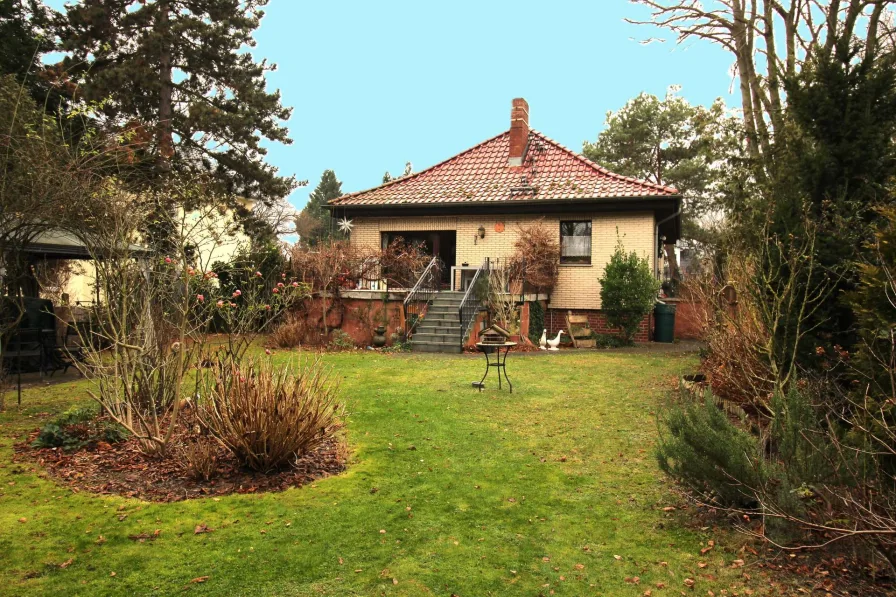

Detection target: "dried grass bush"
[199, 358, 343, 472]
[269, 313, 308, 348]
[506, 220, 560, 294]
[180, 439, 219, 481]
[486, 262, 520, 332]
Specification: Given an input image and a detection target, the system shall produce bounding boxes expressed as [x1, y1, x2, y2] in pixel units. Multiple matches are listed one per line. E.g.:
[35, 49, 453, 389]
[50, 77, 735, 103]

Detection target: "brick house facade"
[328, 99, 681, 344]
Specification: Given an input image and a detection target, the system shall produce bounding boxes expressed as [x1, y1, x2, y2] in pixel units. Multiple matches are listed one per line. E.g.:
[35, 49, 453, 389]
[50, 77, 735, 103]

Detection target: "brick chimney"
[508, 98, 529, 166]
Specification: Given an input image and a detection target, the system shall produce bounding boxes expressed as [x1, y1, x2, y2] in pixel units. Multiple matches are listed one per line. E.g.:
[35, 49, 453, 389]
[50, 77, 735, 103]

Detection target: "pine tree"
[59, 0, 296, 202]
[299, 169, 342, 245]
[583, 88, 738, 244]
[1, 0, 67, 113]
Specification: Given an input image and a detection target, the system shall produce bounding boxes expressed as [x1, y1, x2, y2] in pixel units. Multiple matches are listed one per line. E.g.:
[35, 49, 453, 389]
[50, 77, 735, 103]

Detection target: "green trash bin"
[654, 302, 676, 343]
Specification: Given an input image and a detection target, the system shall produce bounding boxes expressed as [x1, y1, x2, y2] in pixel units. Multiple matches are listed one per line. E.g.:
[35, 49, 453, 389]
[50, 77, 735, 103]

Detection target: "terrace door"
[381, 231, 456, 286]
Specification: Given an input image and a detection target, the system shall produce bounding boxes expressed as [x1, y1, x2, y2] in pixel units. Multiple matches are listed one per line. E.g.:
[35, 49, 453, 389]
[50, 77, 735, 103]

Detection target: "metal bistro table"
[474, 341, 517, 393]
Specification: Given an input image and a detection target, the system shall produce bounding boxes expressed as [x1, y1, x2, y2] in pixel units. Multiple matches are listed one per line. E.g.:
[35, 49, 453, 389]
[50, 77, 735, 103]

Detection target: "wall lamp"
[477, 225, 486, 239]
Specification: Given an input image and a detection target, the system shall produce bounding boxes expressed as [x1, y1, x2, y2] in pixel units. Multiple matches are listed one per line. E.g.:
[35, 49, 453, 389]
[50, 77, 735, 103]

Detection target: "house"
[32, 201, 255, 305]
[327, 99, 681, 352]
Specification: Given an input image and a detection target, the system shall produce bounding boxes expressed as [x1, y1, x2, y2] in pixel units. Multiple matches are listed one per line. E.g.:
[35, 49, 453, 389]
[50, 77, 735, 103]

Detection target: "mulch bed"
[13, 418, 347, 503]
[672, 492, 896, 596]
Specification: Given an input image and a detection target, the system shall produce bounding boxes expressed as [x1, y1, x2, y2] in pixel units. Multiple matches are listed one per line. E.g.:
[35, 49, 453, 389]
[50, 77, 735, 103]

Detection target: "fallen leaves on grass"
[128, 529, 161, 542]
[700, 540, 715, 555]
[194, 524, 213, 535]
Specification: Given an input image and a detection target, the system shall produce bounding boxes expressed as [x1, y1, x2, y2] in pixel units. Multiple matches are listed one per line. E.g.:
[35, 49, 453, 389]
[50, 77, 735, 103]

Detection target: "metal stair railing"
[403, 256, 441, 338]
[457, 258, 490, 343]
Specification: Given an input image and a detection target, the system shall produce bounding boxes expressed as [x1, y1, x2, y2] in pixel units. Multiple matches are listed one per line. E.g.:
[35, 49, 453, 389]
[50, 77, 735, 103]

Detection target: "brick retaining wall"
[543, 308, 651, 343]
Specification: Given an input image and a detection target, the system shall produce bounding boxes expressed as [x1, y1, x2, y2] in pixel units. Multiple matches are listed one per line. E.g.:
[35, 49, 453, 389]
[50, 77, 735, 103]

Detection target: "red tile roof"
[329, 129, 678, 207]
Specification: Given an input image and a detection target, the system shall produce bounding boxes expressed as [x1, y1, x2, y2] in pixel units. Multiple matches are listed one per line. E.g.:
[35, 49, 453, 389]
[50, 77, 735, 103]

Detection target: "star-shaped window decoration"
[337, 217, 354, 235]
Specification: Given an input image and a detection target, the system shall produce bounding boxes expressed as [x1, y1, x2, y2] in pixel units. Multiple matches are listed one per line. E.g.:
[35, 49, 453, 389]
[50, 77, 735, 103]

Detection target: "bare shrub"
[373, 238, 430, 289]
[288, 241, 363, 335]
[198, 358, 343, 472]
[486, 262, 520, 332]
[689, 218, 835, 414]
[269, 313, 308, 348]
[687, 266, 776, 409]
[507, 220, 560, 294]
[180, 439, 219, 481]
[69, 183, 307, 457]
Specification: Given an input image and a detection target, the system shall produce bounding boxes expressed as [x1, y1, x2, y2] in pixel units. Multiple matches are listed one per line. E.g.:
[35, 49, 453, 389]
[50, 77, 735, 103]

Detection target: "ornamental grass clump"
[199, 358, 342, 472]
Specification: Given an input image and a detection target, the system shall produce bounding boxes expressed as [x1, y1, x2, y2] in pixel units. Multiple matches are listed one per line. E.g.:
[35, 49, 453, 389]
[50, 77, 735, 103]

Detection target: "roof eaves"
[331, 194, 682, 209]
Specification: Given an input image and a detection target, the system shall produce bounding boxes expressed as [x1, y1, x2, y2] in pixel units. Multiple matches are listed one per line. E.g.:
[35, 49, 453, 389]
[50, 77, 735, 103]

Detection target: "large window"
[560, 220, 592, 264]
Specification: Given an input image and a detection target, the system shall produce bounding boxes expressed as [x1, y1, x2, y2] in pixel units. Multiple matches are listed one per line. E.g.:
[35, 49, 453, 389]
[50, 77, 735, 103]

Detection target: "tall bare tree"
[629, 1, 896, 161]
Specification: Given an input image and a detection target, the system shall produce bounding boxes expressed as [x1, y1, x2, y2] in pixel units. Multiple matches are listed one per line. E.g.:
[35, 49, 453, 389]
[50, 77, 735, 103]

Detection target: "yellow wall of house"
[349, 212, 656, 310]
[61, 206, 251, 304]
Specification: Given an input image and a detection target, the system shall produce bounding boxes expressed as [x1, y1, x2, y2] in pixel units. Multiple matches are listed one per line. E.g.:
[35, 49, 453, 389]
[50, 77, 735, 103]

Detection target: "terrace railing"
[458, 258, 490, 343]
[403, 256, 441, 338]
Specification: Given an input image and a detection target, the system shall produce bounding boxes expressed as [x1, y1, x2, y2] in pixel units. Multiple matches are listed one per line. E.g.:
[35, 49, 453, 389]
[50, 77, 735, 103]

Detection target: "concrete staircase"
[410, 291, 466, 353]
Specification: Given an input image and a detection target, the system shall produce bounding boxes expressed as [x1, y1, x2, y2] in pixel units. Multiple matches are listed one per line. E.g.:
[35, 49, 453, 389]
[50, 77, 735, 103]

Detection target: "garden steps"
[410, 292, 466, 354]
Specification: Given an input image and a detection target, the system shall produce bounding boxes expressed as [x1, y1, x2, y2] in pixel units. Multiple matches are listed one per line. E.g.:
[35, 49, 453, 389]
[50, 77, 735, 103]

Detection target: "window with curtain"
[560, 221, 592, 264]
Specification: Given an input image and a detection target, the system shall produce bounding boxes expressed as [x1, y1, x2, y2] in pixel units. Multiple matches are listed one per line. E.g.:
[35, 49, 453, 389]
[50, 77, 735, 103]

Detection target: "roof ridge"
[528, 130, 679, 195]
[329, 130, 510, 205]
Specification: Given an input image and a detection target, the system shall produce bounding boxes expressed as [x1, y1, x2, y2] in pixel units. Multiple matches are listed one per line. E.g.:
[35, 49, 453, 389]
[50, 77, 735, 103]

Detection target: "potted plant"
[371, 307, 388, 347]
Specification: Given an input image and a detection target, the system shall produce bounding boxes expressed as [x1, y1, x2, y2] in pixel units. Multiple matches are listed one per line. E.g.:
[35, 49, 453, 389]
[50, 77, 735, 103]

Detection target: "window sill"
[559, 263, 593, 267]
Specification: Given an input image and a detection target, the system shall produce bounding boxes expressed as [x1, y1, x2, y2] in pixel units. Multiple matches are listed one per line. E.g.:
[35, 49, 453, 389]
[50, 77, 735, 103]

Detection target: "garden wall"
[293, 292, 407, 347]
[544, 308, 652, 343]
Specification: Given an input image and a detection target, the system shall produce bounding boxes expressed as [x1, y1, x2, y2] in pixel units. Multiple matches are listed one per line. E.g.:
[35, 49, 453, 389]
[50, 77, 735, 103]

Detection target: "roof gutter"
[326, 195, 681, 211]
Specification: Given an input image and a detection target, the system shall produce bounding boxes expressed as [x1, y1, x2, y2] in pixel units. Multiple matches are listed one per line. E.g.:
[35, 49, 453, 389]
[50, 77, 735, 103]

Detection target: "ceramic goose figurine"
[547, 330, 564, 351]
[538, 329, 547, 350]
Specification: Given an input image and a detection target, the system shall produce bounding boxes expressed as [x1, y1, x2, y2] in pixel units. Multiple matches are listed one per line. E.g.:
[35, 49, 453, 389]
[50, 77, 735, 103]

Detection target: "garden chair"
[566, 311, 595, 348]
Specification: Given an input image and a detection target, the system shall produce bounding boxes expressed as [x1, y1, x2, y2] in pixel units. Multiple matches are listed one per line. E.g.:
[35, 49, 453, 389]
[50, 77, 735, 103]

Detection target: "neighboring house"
[328, 98, 682, 350]
[10, 202, 253, 305]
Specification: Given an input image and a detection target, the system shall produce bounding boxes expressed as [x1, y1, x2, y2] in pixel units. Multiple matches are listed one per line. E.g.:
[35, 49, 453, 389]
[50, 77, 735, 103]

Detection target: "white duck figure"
[538, 329, 547, 350]
[547, 330, 564, 351]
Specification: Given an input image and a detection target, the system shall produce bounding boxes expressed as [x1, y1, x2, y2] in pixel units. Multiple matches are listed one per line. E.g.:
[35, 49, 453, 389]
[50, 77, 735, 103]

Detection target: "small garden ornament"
[547, 330, 564, 351]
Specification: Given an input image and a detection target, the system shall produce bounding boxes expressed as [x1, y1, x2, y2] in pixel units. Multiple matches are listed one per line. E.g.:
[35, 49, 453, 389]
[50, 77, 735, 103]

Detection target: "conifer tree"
[1, 0, 66, 112]
[299, 169, 342, 245]
[59, 0, 295, 202]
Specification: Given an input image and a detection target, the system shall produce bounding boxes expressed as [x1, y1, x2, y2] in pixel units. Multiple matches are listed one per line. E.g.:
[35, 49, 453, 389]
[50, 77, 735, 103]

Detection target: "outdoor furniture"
[566, 311, 595, 348]
[1, 298, 81, 404]
[474, 341, 516, 393]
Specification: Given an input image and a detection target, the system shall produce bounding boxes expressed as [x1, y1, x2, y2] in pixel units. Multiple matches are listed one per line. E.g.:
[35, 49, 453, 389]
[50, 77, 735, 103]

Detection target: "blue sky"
[255, 0, 738, 211]
[49, 1, 739, 212]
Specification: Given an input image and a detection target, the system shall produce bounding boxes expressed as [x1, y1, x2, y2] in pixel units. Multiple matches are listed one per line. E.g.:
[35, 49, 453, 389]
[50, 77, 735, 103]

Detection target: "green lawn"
[0, 350, 783, 596]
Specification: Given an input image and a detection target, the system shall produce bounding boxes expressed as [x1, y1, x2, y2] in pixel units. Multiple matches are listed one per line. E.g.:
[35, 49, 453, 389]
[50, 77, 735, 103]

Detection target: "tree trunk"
[664, 243, 680, 281]
[156, 1, 173, 172]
